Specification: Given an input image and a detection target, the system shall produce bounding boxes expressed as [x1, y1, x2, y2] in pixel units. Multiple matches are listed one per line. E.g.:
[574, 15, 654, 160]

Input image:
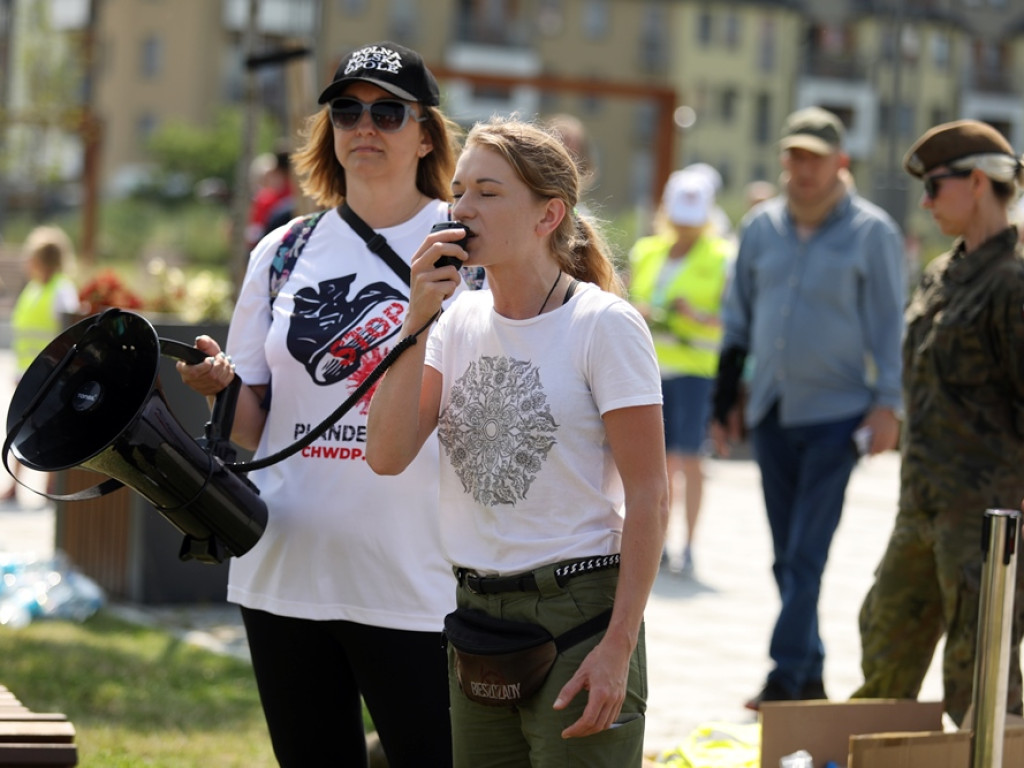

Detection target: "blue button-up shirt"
[722, 191, 905, 428]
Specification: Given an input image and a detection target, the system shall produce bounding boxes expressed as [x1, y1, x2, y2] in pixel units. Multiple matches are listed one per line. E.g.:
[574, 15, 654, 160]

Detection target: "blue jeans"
[750, 404, 861, 694]
[662, 375, 714, 455]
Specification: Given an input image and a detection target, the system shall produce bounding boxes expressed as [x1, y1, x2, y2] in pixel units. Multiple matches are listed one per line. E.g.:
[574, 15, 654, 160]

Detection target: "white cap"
[664, 170, 714, 226]
[684, 162, 723, 192]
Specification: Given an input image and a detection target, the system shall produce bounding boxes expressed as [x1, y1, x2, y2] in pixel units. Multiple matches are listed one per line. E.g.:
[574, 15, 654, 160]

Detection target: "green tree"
[0, 0, 84, 206]
[145, 108, 281, 199]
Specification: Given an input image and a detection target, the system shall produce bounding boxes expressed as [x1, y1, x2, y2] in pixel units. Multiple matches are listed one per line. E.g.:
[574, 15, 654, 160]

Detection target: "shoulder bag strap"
[337, 202, 412, 286]
[269, 210, 327, 308]
[554, 607, 613, 652]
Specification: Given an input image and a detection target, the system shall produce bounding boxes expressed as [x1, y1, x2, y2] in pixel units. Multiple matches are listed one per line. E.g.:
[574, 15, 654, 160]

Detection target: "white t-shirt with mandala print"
[426, 282, 662, 575]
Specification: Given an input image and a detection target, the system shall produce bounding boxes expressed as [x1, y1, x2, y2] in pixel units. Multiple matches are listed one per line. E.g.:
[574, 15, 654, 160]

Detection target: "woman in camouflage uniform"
[853, 120, 1024, 725]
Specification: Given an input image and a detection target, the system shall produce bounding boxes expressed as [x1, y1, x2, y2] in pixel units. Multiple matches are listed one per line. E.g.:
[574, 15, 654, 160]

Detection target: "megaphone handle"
[158, 337, 241, 451]
[158, 337, 207, 365]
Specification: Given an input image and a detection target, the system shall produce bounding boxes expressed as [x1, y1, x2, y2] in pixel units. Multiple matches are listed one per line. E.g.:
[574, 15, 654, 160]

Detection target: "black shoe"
[799, 679, 827, 701]
[744, 679, 794, 711]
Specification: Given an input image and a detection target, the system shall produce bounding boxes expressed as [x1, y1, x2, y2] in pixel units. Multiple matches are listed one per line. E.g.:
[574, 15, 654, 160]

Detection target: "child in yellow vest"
[4, 226, 81, 502]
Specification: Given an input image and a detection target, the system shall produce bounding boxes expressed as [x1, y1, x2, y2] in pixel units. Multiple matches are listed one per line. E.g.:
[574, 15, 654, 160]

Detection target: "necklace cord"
[537, 271, 562, 316]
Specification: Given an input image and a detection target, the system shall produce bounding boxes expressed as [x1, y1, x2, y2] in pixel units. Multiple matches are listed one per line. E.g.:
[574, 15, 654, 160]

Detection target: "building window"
[724, 12, 740, 48]
[930, 31, 950, 70]
[758, 17, 776, 71]
[638, 3, 669, 73]
[463, 0, 526, 45]
[898, 104, 914, 139]
[538, 0, 564, 36]
[633, 100, 656, 144]
[754, 92, 772, 145]
[720, 88, 737, 123]
[136, 112, 157, 147]
[140, 35, 161, 79]
[339, 0, 369, 13]
[697, 10, 712, 46]
[389, 0, 417, 42]
[582, 0, 609, 40]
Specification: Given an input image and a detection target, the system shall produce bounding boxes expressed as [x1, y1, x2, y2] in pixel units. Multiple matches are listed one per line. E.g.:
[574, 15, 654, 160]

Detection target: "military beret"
[903, 120, 1015, 178]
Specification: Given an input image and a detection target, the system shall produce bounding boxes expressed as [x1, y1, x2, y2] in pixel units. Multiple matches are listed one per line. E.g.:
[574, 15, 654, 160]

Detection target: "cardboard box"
[759, 700, 943, 768]
[848, 726, 1024, 767]
[761, 700, 1024, 768]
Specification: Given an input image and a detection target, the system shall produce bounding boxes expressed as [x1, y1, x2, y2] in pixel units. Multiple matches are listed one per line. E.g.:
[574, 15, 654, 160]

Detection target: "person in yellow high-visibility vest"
[628, 169, 734, 576]
[4, 225, 80, 502]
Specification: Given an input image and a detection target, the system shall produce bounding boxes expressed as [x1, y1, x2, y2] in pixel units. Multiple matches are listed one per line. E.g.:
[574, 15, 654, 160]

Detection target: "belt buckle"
[461, 569, 483, 594]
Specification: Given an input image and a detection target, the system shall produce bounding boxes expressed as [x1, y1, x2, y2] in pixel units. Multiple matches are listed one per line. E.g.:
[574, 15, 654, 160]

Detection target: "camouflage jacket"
[901, 226, 1024, 514]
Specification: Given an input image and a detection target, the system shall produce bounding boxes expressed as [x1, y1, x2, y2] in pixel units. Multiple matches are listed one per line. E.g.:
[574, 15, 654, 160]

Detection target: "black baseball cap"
[317, 42, 440, 106]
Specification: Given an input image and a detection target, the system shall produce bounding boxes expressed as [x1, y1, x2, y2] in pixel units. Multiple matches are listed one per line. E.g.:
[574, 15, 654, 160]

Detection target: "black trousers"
[240, 606, 453, 767]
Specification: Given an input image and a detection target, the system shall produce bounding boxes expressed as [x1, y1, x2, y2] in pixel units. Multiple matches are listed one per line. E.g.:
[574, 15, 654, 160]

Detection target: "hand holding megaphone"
[176, 335, 236, 398]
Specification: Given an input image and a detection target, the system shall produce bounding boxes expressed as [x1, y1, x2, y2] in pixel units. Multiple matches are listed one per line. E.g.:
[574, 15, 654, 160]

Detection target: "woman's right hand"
[404, 227, 466, 332]
[176, 335, 235, 396]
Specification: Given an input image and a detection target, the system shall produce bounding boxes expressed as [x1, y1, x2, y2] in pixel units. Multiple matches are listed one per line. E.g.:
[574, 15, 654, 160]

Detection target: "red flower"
[79, 269, 144, 314]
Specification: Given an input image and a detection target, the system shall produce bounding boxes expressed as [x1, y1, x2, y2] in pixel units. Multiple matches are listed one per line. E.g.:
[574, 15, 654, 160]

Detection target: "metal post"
[970, 508, 1021, 768]
[230, 0, 261, 297]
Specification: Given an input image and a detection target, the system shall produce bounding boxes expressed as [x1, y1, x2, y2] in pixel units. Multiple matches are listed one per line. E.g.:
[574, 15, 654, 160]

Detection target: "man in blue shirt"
[711, 106, 905, 710]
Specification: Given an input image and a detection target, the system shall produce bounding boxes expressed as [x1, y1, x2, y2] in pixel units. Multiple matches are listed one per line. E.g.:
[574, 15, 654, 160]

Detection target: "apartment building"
[2, 0, 1024, 238]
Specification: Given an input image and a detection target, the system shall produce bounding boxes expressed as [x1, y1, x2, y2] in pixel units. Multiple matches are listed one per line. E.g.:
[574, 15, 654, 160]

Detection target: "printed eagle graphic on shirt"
[286, 274, 406, 396]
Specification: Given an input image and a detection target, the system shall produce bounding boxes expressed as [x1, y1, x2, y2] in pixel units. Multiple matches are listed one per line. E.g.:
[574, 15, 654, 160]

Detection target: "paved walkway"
[0, 349, 944, 757]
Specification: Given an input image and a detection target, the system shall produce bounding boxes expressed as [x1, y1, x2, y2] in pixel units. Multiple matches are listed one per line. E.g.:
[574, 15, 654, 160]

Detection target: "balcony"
[221, 0, 316, 38]
[439, 43, 543, 125]
[801, 51, 870, 81]
[793, 78, 878, 161]
[966, 67, 1017, 96]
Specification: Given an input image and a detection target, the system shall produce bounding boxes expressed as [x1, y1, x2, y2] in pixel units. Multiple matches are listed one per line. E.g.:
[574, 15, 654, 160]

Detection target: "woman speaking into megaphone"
[178, 41, 465, 768]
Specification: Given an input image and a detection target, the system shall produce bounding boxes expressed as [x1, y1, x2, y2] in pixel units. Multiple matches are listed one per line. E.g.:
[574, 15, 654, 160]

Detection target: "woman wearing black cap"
[854, 120, 1024, 726]
[178, 42, 461, 766]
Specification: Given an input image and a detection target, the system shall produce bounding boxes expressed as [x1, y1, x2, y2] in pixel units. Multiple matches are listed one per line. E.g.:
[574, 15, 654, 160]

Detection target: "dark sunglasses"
[923, 169, 972, 199]
[328, 97, 425, 133]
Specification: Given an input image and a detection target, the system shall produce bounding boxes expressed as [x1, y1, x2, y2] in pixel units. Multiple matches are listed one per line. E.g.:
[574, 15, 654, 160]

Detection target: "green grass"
[0, 610, 276, 767]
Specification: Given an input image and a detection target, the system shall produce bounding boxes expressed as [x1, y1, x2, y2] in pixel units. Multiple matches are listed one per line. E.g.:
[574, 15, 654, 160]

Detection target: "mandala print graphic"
[438, 356, 558, 506]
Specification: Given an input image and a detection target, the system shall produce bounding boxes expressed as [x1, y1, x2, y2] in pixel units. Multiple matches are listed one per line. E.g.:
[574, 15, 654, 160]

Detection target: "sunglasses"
[328, 97, 425, 133]
[923, 169, 972, 199]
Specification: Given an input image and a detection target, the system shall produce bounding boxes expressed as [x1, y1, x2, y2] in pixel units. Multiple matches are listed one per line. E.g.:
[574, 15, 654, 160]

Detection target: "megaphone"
[4, 309, 267, 564]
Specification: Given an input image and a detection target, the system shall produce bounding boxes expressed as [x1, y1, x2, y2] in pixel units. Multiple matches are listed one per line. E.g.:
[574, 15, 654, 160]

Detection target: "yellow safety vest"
[11, 275, 75, 374]
[629, 233, 732, 378]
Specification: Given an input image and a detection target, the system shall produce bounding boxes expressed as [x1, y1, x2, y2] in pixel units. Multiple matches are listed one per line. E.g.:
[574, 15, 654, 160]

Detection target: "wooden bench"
[0, 686, 77, 767]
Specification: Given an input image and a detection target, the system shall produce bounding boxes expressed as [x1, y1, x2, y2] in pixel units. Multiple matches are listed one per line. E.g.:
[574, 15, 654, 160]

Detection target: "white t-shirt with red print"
[226, 200, 456, 630]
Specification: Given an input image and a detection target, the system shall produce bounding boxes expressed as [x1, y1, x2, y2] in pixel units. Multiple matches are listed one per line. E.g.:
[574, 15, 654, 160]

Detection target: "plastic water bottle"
[780, 750, 814, 768]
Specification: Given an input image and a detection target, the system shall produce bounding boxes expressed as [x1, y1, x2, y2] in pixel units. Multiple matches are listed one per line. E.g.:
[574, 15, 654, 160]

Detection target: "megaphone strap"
[4, 304, 439, 502]
[226, 308, 441, 472]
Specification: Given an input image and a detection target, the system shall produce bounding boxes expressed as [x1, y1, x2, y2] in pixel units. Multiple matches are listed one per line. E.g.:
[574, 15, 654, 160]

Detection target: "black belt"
[455, 554, 621, 595]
